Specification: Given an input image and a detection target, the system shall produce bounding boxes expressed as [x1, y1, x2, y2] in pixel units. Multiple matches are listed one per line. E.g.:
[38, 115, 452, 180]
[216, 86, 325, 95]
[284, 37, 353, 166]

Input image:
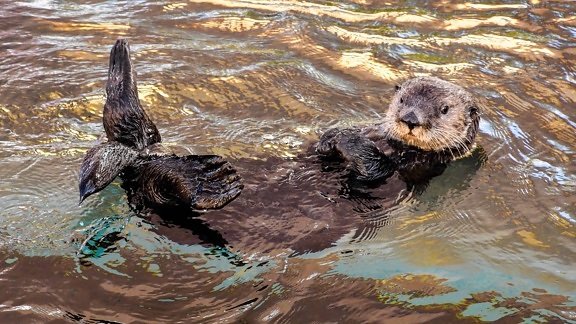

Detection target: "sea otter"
[316, 76, 480, 186]
[79, 39, 243, 211]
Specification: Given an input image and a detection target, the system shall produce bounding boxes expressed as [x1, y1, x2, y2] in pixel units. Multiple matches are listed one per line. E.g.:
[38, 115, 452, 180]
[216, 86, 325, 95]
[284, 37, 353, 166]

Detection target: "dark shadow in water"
[141, 205, 229, 248]
[64, 311, 123, 324]
[77, 231, 125, 267]
[76, 204, 231, 271]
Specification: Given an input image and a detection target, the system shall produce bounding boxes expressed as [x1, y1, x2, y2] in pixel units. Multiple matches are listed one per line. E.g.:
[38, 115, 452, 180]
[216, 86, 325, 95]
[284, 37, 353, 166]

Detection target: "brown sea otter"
[79, 39, 243, 211]
[186, 77, 482, 254]
[316, 76, 480, 188]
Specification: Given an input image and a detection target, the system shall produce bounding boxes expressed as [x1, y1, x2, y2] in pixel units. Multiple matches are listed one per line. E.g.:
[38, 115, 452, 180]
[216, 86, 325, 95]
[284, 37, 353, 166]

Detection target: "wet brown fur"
[103, 39, 161, 150]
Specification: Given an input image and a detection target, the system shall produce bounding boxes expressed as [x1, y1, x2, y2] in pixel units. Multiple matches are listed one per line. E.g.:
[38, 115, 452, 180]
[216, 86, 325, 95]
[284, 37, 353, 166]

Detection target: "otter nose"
[400, 111, 420, 130]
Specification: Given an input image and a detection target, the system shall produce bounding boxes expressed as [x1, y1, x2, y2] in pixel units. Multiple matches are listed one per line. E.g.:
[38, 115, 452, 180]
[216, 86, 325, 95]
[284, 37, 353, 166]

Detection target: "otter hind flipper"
[130, 155, 243, 210]
[79, 142, 139, 204]
[103, 38, 161, 150]
[189, 156, 244, 209]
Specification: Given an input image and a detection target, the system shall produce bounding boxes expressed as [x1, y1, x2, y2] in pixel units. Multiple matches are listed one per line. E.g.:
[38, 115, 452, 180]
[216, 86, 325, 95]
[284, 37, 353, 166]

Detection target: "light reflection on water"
[0, 0, 575, 322]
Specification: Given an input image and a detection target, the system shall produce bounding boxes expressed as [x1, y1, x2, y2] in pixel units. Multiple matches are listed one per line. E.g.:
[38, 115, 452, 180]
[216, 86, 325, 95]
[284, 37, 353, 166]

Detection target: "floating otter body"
[79, 39, 243, 211]
[316, 76, 480, 186]
[200, 77, 482, 253]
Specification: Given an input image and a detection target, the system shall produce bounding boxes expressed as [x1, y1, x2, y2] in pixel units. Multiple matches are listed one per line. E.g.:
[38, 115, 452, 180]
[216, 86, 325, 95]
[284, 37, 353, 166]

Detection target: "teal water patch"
[212, 258, 280, 292]
[461, 302, 516, 321]
[318, 246, 576, 321]
[5, 257, 18, 264]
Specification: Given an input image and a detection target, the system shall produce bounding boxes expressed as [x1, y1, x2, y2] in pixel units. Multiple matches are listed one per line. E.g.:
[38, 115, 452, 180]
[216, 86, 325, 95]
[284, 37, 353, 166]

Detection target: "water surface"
[1, 0, 575, 322]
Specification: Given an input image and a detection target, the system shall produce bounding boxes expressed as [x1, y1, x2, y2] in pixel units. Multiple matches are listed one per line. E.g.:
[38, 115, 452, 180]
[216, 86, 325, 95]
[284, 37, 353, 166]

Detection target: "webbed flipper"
[124, 155, 243, 211]
[103, 38, 161, 150]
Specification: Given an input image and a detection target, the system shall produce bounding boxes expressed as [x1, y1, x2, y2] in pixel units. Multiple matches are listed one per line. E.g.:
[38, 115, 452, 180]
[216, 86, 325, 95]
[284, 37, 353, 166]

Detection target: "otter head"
[79, 142, 139, 205]
[383, 76, 480, 154]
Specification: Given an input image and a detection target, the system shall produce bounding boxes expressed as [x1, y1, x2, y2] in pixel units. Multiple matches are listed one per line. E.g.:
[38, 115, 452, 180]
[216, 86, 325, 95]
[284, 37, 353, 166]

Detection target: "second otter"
[316, 76, 480, 183]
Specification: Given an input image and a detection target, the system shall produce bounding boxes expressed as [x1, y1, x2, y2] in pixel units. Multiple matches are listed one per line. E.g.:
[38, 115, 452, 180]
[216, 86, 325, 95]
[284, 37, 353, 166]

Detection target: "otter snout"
[399, 111, 420, 130]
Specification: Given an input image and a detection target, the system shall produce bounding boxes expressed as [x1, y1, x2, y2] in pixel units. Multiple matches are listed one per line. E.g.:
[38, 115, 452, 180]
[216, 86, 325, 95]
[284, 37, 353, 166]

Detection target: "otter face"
[383, 76, 479, 153]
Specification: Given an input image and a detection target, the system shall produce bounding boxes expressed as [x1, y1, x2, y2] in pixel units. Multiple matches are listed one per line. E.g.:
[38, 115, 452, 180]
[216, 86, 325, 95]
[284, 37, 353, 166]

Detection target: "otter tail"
[123, 155, 243, 211]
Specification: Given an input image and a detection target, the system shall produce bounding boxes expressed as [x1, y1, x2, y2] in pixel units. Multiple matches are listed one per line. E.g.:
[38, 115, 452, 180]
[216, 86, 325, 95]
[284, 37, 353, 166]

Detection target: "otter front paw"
[337, 135, 394, 181]
[316, 128, 340, 156]
[317, 127, 394, 181]
[316, 127, 361, 157]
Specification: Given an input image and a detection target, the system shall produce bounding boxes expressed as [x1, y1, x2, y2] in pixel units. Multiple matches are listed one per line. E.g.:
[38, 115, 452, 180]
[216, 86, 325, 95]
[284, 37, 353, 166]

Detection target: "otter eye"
[470, 106, 478, 116]
[441, 105, 449, 114]
[395, 85, 401, 92]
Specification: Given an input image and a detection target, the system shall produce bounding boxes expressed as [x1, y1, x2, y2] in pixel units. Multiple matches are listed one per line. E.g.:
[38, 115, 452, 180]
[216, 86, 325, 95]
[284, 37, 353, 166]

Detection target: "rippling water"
[1, 0, 575, 322]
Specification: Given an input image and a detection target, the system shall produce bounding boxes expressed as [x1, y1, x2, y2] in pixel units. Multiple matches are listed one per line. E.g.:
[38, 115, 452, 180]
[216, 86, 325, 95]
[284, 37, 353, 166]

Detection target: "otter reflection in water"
[316, 76, 480, 191]
[79, 39, 243, 211]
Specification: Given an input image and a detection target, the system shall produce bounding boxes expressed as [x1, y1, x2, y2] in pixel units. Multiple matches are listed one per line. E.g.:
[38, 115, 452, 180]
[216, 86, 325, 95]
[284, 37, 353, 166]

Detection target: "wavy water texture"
[0, 0, 575, 323]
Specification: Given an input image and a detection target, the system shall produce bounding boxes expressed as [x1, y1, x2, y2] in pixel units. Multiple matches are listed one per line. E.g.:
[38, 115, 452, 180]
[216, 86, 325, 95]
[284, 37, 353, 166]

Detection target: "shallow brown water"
[1, 0, 575, 322]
